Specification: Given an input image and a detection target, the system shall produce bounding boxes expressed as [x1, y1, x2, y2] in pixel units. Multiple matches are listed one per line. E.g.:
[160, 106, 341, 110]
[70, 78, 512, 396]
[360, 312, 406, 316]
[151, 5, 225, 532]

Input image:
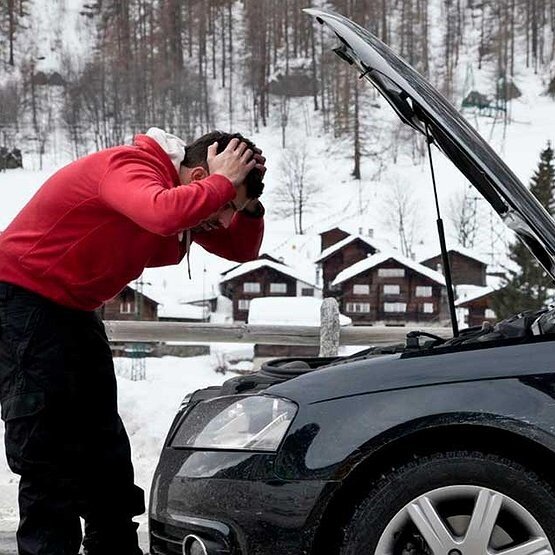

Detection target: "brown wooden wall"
[335, 260, 445, 325]
[101, 287, 158, 321]
[459, 295, 497, 328]
[422, 252, 486, 286]
[221, 267, 298, 322]
[321, 239, 377, 297]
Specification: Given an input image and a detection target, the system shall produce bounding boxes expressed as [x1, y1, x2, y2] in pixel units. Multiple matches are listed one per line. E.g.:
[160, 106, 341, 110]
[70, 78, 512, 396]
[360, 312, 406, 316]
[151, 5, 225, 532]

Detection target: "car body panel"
[304, 8, 555, 280]
[274, 373, 555, 480]
[150, 360, 555, 554]
[149, 449, 336, 554]
[266, 340, 555, 405]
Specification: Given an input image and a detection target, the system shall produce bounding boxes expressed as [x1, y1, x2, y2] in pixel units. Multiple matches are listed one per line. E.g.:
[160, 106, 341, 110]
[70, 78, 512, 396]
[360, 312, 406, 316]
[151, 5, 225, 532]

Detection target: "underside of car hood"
[305, 8, 555, 281]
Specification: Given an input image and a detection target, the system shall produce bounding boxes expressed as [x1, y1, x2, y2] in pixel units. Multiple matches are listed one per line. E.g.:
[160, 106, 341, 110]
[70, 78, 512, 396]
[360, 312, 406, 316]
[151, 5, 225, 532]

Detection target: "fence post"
[319, 297, 340, 357]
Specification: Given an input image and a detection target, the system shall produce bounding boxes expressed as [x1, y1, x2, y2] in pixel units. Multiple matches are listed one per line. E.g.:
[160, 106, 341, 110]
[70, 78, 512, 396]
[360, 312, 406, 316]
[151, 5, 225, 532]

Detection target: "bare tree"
[272, 145, 319, 234]
[382, 181, 420, 259]
[448, 187, 479, 248]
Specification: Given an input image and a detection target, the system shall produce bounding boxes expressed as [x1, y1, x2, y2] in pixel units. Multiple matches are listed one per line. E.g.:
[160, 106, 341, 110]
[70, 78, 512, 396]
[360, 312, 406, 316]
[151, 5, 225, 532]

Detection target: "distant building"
[455, 285, 500, 328]
[420, 248, 488, 286]
[315, 231, 381, 297]
[158, 303, 209, 323]
[101, 285, 158, 321]
[331, 252, 447, 325]
[219, 258, 320, 322]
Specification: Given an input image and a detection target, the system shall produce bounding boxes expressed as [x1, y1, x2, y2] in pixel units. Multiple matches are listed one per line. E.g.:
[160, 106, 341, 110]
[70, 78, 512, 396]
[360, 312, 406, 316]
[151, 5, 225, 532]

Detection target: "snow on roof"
[315, 233, 389, 263]
[455, 285, 496, 306]
[420, 246, 490, 266]
[157, 303, 208, 320]
[220, 259, 318, 288]
[126, 284, 160, 305]
[248, 297, 352, 326]
[129, 281, 208, 320]
[332, 252, 447, 287]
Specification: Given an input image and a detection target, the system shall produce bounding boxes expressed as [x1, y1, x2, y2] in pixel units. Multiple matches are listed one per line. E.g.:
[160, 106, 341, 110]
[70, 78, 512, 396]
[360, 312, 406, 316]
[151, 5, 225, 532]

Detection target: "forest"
[2, 0, 555, 166]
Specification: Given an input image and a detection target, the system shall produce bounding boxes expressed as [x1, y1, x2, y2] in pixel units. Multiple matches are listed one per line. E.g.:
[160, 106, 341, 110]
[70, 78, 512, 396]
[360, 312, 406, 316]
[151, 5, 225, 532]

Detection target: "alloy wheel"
[375, 485, 553, 555]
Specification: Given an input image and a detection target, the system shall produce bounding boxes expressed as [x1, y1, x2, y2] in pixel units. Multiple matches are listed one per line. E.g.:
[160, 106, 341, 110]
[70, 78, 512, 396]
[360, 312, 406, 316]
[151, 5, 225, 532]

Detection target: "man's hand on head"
[207, 138, 256, 188]
[253, 147, 266, 177]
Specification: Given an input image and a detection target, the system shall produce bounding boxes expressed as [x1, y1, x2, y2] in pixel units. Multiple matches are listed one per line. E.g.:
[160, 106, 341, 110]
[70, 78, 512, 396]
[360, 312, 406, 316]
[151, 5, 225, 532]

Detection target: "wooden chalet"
[331, 252, 447, 325]
[100, 285, 158, 321]
[456, 286, 500, 328]
[316, 231, 381, 298]
[421, 248, 488, 286]
[219, 258, 320, 322]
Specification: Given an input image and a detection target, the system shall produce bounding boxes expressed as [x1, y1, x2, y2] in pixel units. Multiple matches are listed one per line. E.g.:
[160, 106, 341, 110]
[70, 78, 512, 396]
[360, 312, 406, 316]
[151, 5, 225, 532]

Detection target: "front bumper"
[149, 448, 334, 555]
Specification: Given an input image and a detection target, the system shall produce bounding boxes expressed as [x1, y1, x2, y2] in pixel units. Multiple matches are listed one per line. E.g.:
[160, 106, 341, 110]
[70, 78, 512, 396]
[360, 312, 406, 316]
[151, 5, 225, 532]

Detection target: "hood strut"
[425, 123, 459, 337]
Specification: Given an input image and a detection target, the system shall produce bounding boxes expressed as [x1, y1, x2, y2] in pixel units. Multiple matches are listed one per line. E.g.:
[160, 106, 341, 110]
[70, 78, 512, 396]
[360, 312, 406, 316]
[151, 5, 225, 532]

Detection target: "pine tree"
[493, 142, 555, 318]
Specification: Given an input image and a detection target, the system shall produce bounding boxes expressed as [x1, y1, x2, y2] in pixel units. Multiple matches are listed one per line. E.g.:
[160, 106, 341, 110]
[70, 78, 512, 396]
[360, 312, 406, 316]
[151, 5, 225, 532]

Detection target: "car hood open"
[305, 8, 555, 281]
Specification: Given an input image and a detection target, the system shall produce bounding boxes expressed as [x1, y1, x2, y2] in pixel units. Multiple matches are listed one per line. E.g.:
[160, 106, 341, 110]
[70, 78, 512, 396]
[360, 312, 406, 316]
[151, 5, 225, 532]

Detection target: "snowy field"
[0, 355, 238, 542]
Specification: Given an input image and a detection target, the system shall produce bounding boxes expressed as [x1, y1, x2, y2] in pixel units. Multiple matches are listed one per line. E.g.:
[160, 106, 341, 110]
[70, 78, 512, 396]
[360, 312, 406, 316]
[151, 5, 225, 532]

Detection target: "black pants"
[0, 283, 144, 555]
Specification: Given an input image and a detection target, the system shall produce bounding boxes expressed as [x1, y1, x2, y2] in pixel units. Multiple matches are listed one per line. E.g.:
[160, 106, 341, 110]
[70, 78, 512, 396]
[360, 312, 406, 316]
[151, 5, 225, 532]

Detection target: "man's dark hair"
[182, 131, 264, 198]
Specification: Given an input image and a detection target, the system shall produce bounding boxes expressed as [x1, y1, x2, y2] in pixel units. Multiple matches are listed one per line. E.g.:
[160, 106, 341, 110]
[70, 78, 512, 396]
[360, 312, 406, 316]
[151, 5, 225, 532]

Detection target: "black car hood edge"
[305, 8, 555, 281]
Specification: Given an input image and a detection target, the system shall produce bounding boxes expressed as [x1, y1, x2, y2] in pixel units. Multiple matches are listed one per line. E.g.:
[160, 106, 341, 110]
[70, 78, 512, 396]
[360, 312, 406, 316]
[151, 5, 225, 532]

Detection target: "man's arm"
[192, 204, 264, 262]
[145, 236, 182, 267]
[99, 152, 236, 236]
[99, 138, 257, 236]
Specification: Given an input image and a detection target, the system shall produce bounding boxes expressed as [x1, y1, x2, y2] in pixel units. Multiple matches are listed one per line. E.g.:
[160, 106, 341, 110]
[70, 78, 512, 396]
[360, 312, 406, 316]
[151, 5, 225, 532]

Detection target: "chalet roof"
[420, 247, 489, 266]
[332, 252, 447, 287]
[133, 282, 209, 320]
[220, 253, 283, 276]
[315, 234, 384, 263]
[125, 285, 159, 306]
[248, 297, 352, 326]
[455, 285, 497, 307]
[220, 259, 318, 288]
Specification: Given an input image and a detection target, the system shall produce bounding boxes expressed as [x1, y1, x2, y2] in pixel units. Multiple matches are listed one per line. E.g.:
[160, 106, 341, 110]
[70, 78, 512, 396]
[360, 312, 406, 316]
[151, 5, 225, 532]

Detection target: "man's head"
[180, 131, 264, 198]
[179, 131, 264, 231]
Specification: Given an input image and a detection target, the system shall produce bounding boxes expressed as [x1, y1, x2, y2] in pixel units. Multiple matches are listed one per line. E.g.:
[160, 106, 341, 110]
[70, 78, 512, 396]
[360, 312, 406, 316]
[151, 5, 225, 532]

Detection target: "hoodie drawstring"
[186, 229, 192, 279]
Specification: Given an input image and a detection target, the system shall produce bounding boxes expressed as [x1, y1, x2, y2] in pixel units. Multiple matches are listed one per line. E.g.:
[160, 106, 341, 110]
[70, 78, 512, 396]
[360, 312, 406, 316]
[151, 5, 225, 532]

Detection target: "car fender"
[273, 374, 555, 481]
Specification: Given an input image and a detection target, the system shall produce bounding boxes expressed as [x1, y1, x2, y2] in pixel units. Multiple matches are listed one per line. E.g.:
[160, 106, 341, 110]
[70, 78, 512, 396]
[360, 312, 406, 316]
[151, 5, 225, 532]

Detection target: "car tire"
[339, 450, 555, 555]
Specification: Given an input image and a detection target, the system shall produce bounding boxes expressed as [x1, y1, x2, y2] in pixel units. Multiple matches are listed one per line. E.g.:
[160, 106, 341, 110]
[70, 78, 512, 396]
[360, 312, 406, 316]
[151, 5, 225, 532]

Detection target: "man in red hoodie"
[0, 130, 266, 555]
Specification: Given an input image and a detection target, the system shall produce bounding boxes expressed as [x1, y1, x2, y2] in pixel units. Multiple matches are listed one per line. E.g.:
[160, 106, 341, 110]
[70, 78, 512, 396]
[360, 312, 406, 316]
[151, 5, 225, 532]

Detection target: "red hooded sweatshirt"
[0, 135, 264, 310]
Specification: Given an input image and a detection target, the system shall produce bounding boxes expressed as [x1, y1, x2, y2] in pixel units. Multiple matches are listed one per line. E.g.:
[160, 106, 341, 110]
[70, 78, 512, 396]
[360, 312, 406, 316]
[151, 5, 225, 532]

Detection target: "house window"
[346, 302, 370, 313]
[301, 288, 314, 297]
[238, 299, 250, 310]
[383, 302, 407, 313]
[485, 308, 496, 319]
[243, 282, 260, 293]
[270, 282, 287, 294]
[120, 301, 136, 314]
[353, 284, 370, 295]
[383, 284, 400, 295]
[415, 286, 432, 297]
[421, 303, 434, 313]
[378, 268, 405, 278]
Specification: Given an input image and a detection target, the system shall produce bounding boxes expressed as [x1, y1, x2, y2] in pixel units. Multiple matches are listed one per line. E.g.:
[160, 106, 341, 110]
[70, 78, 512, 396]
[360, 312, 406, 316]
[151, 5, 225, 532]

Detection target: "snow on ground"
[0, 355, 238, 534]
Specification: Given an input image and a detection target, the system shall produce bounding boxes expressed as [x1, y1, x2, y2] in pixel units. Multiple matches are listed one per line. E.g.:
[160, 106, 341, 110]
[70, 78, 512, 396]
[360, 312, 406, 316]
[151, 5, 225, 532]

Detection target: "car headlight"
[171, 395, 297, 452]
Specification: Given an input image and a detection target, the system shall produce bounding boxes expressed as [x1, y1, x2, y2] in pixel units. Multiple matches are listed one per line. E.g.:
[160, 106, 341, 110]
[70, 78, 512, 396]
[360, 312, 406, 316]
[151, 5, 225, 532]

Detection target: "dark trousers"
[0, 283, 144, 555]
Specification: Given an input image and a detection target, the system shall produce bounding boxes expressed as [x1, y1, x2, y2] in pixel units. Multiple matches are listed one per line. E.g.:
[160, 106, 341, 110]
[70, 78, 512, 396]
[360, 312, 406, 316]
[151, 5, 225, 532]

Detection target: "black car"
[149, 9, 555, 555]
